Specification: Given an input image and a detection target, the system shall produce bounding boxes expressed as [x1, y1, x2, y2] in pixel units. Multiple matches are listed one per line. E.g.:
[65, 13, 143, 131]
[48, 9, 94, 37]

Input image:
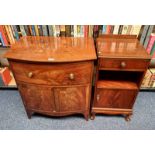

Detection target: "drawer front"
[10, 61, 93, 85]
[99, 58, 149, 71]
[94, 88, 138, 109]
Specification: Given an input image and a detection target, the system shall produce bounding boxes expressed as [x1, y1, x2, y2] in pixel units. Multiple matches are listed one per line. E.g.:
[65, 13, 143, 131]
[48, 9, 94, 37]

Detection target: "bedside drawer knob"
[97, 94, 100, 101]
[28, 72, 33, 78]
[69, 73, 75, 80]
[121, 61, 126, 68]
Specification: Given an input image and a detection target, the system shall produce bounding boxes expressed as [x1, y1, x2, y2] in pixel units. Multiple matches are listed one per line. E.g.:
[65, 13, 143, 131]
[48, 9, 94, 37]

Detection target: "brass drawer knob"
[28, 72, 33, 78]
[53, 110, 56, 112]
[69, 73, 75, 80]
[121, 61, 126, 68]
[97, 94, 100, 101]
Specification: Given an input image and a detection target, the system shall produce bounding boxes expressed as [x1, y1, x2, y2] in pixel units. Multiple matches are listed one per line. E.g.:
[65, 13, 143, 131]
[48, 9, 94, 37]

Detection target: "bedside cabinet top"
[96, 35, 151, 60]
[5, 36, 97, 62]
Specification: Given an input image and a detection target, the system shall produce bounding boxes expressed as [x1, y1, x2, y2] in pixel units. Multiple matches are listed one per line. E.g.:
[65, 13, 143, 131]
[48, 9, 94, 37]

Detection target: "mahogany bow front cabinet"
[91, 35, 151, 121]
[5, 36, 97, 120]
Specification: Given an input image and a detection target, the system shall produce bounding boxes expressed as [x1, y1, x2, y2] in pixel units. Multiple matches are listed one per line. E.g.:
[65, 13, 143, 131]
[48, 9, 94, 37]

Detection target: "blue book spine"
[31, 25, 36, 36]
[0, 32, 5, 46]
[102, 25, 107, 34]
[13, 25, 19, 40]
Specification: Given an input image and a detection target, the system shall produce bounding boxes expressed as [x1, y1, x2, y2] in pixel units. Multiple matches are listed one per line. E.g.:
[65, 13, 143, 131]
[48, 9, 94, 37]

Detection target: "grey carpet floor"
[0, 90, 155, 130]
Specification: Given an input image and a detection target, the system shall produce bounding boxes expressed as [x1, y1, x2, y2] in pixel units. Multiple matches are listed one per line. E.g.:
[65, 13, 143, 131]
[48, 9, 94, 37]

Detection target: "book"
[71, 25, 74, 37]
[48, 25, 53, 36]
[84, 25, 89, 37]
[65, 25, 71, 37]
[24, 25, 31, 36]
[77, 25, 81, 37]
[0, 25, 9, 46]
[122, 25, 128, 34]
[38, 25, 43, 36]
[140, 25, 149, 45]
[80, 25, 84, 37]
[146, 33, 155, 54]
[98, 25, 103, 36]
[42, 25, 48, 36]
[102, 25, 106, 34]
[2, 26, 10, 45]
[0, 67, 12, 86]
[0, 38, 2, 47]
[110, 25, 114, 34]
[118, 25, 123, 34]
[151, 42, 155, 58]
[126, 25, 132, 34]
[113, 25, 120, 34]
[60, 25, 65, 36]
[12, 25, 20, 40]
[0, 32, 5, 46]
[149, 68, 155, 87]
[74, 25, 77, 37]
[19, 25, 27, 36]
[144, 25, 154, 48]
[130, 25, 141, 36]
[31, 25, 36, 36]
[55, 25, 60, 37]
[89, 25, 94, 37]
[106, 25, 111, 34]
[52, 25, 56, 36]
[7, 26, 15, 44]
[93, 25, 98, 38]
[34, 25, 39, 36]
[0, 73, 5, 86]
[141, 69, 152, 88]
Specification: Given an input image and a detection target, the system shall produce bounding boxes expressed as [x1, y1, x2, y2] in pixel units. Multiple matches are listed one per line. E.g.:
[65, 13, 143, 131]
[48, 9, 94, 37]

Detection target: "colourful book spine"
[113, 25, 120, 34]
[71, 25, 74, 37]
[55, 25, 60, 37]
[12, 25, 19, 40]
[24, 25, 31, 36]
[80, 25, 84, 37]
[98, 25, 103, 36]
[118, 25, 123, 34]
[52, 25, 56, 37]
[144, 25, 154, 48]
[74, 25, 77, 37]
[2, 26, 10, 45]
[122, 25, 128, 34]
[140, 25, 149, 45]
[48, 25, 53, 36]
[110, 25, 114, 34]
[102, 25, 106, 34]
[7, 25, 15, 44]
[150, 42, 155, 57]
[126, 25, 132, 34]
[65, 25, 71, 37]
[0, 32, 5, 46]
[34, 25, 39, 36]
[0, 25, 9, 46]
[130, 25, 141, 36]
[31, 25, 36, 36]
[77, 25, 81, 37]
[42, 25, 48, 36]
[106, 25, 111, 34]
[19, 25, 27, 36]
[84, 25, 89, 37]
[146, 34, 155, 54]
[38, 25, 43, 36]
[60, 25, 65, 36]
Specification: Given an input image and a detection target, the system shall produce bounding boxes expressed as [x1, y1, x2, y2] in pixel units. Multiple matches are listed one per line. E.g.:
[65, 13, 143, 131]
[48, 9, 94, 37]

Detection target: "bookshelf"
[0, 25, 155, 90]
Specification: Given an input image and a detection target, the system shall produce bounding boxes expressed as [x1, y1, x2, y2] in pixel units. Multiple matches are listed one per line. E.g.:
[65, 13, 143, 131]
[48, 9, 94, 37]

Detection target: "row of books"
[0, 25, 155, 58]
[141, 68, 155, 88]
[0, 25, 143, 46]
[0, 67, 16, 86]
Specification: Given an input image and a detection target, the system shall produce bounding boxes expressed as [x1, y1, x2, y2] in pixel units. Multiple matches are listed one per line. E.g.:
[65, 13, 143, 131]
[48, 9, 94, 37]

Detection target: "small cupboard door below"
[95, 89, 138, 109]
[54, 86, 88, 112]
[18, 83, 55, 112]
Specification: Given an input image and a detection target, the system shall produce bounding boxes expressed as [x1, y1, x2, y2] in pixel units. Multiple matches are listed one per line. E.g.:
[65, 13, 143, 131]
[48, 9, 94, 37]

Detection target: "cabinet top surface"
[5, 36, 97, 62]
[96, 37, 151, 59]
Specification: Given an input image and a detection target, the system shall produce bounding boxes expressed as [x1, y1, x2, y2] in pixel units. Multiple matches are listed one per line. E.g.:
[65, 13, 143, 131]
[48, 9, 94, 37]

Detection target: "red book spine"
[146, 34, 155, 54]
[0, 25, 9, 46]
[84, 25, 88, 37]
[106, 25, 111, 34]
[0, 68, 12, 85]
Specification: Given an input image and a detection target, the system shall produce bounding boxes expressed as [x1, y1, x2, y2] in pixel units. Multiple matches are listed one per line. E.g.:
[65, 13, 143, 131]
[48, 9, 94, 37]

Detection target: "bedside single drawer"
[99, 58, 149, 71]
[10, 61, 93, 85]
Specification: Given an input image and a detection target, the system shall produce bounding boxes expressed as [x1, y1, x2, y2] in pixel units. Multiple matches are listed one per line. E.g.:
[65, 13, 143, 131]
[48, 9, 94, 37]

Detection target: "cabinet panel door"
[95, 89, 138, 109]
[18, 83, 55, 112]
[54, 86, 87, 112]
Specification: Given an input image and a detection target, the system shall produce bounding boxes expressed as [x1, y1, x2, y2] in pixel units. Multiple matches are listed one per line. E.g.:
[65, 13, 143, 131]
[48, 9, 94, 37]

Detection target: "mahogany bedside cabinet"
[5, 36, 96, 120]
[91, 35, 151, 121]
